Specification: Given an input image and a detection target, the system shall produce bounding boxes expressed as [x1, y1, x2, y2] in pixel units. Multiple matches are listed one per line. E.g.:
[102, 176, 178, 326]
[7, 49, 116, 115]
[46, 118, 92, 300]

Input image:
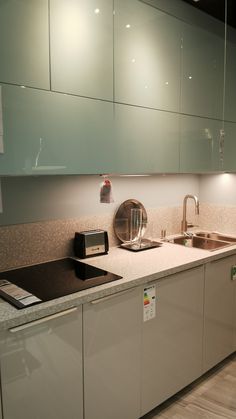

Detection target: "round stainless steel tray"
[113, 199, 148, 243]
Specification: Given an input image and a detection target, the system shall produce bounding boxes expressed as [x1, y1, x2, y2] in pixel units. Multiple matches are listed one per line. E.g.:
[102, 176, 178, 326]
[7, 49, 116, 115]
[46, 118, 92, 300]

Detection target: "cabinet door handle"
[90, 288, 134, 305]
[9, 307, 78, 333]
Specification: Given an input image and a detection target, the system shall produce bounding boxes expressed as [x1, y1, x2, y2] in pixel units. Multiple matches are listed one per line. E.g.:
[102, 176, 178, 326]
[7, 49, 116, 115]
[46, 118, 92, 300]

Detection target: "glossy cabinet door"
[0, 83, 115, 175]
[225, 27, 236, 122]
[114, 0, 182, 112]
[50, 0, 113, 100]
[223, 26, 236, 170]
[113, 103, 180, 173]
[141, 266, 204, 416]
[83, 287, 142, 419]
[0, 0, 50, 89]
[222, 122, 236, 171]
[180, 115, 221, 172]
[181, 14, 225, 119]
[0, 307, 83, 419]
[204, 256, 236, 372]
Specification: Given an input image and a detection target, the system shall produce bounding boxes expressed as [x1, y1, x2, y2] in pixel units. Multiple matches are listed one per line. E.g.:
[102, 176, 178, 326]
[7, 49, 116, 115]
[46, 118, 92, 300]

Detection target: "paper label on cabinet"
[143, 285, 156, 322]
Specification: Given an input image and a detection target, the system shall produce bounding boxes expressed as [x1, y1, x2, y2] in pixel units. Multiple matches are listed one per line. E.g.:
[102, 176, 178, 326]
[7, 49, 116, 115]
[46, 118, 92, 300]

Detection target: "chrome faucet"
[181, 194, 199, 234]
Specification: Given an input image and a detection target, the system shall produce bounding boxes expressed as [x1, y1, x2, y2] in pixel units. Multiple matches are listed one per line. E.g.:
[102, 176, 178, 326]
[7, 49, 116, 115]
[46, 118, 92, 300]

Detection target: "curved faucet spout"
[181, 194, 199, 234]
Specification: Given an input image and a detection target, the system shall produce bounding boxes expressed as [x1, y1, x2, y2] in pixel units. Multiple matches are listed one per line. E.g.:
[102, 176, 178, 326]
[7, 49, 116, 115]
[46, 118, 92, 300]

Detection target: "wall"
[0, 174, 199, 270]
[1, 173, 236, 271]
[199, 174, 236, 235]
[0, 174, 199, 225]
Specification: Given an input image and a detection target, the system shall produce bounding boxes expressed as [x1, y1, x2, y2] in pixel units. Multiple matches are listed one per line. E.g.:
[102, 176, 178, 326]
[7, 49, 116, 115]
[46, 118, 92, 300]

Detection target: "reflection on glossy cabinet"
[223, 122, 236, 171]
[113, 103, 180, 173]
[204, 256, 236, 372]
[181, 17, 225, 119]
[0, 308, 83, 419]
[180, 115, 220, 172]
[50, 0, 113, 100]
[83, 287, 142, 419]
[0, 0, 50, 89]
[114, 0, 182, 112]
[0, 84, 115, 175]
[141, 267, 204, 416]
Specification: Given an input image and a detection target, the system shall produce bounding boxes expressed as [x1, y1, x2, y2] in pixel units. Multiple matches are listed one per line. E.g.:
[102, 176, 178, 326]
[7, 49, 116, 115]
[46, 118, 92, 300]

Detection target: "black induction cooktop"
[0, 258, 122, 309]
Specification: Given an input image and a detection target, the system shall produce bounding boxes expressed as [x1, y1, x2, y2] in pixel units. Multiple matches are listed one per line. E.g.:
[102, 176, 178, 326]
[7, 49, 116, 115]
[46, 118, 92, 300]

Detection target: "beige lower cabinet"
[204, 256, 236, 372]
[0, 307, 83, 419]
[141, 266, 205, 416]
[83, 287, 142, 419]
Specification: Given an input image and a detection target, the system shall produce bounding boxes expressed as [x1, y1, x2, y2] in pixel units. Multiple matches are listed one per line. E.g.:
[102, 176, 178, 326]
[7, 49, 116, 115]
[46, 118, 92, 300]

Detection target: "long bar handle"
[91, 288, 134, 305]
[9, 307, 78, 333]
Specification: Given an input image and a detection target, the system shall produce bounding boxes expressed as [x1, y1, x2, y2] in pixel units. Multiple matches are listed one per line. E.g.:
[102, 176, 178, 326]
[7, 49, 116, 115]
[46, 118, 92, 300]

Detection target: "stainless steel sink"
[195, 232, 236, 243]
[168, 235, 232, 251]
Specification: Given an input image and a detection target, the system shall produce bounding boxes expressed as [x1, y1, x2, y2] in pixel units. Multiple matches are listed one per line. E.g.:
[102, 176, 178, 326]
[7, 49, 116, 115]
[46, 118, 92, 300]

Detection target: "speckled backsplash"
[1, 202, 233, 272]
[0, 206, 188, 271]
[198, 203, 236, 235]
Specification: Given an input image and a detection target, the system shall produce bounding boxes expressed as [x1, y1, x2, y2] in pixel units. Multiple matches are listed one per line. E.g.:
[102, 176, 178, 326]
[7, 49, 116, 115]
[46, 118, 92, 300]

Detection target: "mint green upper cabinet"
[225, 24, 236, 122]
[0, 0, 50, 89]
[113, 104, 180, 174]
[114, 0, 182, 112]
[181, 15, 225, 119]
[180, 115, 220, 172]
[223, 122, 236, 171]
[0, 84, 115, 175]
[50, 0, 113, 100]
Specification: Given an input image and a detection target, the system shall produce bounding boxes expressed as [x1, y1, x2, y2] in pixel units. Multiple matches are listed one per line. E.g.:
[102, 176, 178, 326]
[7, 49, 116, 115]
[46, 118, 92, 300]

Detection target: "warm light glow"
[119, 174, 151, 177]
[125, 24, 131, 29]
[188, 75, 192, 79]
[94, 8, 100, 14]
[165, 81, 169, 85]
[131, 58, 136, 63]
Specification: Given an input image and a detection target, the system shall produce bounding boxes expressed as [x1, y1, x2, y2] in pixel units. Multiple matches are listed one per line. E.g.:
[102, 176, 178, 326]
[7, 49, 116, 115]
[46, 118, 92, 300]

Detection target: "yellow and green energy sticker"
[144, 291, 150, 306]
[231, 265, 236, 280]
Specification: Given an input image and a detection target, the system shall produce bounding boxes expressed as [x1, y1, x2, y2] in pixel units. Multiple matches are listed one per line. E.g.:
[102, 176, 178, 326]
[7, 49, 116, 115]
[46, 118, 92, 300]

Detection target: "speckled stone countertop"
[1, 240, 236, 331]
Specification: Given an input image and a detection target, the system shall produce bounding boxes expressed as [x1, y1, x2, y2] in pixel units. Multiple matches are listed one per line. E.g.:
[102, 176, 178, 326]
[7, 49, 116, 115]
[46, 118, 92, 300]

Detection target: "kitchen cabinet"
[0, 0, 50, 90]
[114, 0, 182, 112]
[180, 115, 221, 172]
[50, 0, 113, 101]
[181, 17, 225, 120]
[113, 103, 180, 173]
[224, 27, 236, 123]
[83, 287, 142, 419]
[141, 266, 204, 416]
[0, 83, 115, 176]
[222, 22, 236, 170]
[203, 256, 236, 372]
[0, 307, 83, 419]
[222, 121, 236, 171]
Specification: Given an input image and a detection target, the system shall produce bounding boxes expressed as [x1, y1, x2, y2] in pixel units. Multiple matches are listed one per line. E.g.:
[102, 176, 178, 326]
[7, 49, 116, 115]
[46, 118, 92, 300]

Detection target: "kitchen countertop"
[1, 239, 236, 331]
